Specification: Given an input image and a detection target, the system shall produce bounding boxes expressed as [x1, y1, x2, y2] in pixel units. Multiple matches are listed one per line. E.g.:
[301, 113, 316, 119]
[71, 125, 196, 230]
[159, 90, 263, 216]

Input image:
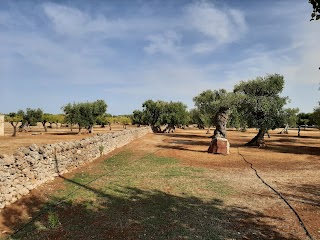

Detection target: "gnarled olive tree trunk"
[213, 108, 229, 139]
[10, 122, 20, 137]
[245, 128, 266, 147]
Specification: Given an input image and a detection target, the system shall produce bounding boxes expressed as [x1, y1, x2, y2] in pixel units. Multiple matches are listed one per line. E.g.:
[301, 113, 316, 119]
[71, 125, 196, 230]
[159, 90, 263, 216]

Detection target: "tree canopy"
[282, 108, 299, 127]
[310, 0, 320, 21]
[62, 100, 107, 133]
[23, 108, 43, 126]
[5, 112, 23, 137]
[133, 100, 189, 132]
[234, 74, 288, 146]
[193, 89, 237, 136]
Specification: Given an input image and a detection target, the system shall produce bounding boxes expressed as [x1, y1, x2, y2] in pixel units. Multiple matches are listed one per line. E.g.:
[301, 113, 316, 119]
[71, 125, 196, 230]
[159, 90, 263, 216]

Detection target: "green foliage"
[234, 74, 288, 131]
[311, 106, 320, 128]
[310, 0, 320, 21]
[141, 100, 166, 127]
[47, 211, 60, 229]
[132, 110, 146, 125]
[282, 108, 299, 127]
[297, 112, 314, 126]
[118, 116, 131, 125]
[23, 108, 43, 126]
[5, 112, 24, 136]
[193, 89, 237, 130]
[189, 108, 205, 128]
[227, 110, 246, 130]
[5, 112, 23, 123]
[133, 100, 189, 129]
[62, 100, 107, 131]
[96, 114, 109, 126]
[159, 101, 189, 128]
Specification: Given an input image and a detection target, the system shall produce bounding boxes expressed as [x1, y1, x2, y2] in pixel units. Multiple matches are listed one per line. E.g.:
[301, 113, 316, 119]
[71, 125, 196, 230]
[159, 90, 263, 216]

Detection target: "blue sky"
[0, 0, 319, 115]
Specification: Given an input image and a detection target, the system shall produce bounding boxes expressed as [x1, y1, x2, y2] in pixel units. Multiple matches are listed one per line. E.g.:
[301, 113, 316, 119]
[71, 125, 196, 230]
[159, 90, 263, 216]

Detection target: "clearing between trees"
[0, 128, 319, 239]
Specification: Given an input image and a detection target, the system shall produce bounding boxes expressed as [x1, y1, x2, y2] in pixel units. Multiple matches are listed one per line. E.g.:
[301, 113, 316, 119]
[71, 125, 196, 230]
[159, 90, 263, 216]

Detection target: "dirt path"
[1, 128, 319, 239]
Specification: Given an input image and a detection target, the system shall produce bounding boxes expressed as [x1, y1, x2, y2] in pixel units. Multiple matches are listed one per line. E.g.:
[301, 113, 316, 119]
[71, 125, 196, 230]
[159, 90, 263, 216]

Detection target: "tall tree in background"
[279, 108, 299, 134]
[63, 103, 79, 131]
[160, 101, 189, 133]
[189, 108, 205, 129]
[193, 90, 219, 133]
[141, 100, 166, 132]
[132, 110, 146, 127]
[22, 108, 43, 130]
[234, 74, 288, 147]
[133, 100, 189, 133]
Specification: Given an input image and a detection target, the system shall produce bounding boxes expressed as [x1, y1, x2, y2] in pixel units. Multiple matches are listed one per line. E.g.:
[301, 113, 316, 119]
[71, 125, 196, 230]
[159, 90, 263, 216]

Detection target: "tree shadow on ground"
[45, 132, 79, 136]
[282, 183, 320, 207]
[2, 178, 298, 240]
[262, 144, 320, 156]
[155, 133, 206, 139]
[156, 144, 208, 153]
[157, 133, 243, 153]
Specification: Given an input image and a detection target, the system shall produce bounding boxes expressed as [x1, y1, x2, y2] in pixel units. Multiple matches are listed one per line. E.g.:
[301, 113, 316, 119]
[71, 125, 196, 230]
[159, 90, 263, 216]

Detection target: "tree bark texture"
[245, 128, 266, 147]
[10, 122, 19, 137]
[42, 121, 48, 132]
[213, 109, 229, 139]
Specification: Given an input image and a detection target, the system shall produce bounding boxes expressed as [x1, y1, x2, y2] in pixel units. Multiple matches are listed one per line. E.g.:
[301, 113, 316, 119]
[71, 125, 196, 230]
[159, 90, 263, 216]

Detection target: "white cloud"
[183, 1, 247, 53]
[144, 31, 181, 55]
[43, 2, 128, 38]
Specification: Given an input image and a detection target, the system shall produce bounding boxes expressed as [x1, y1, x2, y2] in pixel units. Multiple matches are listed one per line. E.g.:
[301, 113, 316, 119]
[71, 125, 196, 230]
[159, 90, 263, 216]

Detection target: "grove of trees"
[132, 100, 189, 133]
[62, 100, 107, 133]
[3, 72, 319, 150]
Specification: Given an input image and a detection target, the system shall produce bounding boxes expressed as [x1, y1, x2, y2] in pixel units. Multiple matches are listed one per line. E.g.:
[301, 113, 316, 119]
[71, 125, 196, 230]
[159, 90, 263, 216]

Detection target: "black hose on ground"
[238, 148, 313, 240]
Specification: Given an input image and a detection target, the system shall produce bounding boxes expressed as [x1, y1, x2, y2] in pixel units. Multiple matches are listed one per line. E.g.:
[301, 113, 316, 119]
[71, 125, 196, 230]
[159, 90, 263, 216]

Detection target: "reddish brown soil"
[0, 127, 319, 239]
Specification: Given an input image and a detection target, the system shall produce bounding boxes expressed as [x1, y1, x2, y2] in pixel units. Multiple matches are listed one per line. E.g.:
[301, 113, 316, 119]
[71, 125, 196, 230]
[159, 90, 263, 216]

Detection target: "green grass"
[9, 149, 237, 240]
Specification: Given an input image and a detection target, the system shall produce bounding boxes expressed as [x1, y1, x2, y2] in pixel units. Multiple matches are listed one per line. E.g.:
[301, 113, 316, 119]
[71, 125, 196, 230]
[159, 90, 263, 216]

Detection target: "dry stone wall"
[0, 127, 151, 209]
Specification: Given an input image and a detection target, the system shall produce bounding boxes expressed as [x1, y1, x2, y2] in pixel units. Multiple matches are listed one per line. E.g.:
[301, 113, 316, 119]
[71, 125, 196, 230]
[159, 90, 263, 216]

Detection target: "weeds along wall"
[0, 127, 151, 209]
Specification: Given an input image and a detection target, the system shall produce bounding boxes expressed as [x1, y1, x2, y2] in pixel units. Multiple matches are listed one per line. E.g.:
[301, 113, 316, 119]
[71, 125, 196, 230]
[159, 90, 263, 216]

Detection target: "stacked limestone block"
[207, 138, 230, 155]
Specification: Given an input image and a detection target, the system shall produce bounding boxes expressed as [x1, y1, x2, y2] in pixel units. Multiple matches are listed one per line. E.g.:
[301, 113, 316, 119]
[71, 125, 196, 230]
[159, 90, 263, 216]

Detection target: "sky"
[0, 0, 319, 115]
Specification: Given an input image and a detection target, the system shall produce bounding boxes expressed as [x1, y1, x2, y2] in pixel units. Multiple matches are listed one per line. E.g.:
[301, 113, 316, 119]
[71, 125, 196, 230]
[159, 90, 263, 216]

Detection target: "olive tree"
[62, 100, 107, 133]
[279, 108, 299, 134]
[5, 112, 23, 137]
[234, 74, 288, 147]
[118, 116, 131, 129]
[132, 110, 146, 127]
[160, 101, 189, 133]
[22, 108, 43, 129]
[189, 108, 205, 129]
[133, 100, 189, 133]
[140, 100, 166, 132]
[193, 89, 235, 138]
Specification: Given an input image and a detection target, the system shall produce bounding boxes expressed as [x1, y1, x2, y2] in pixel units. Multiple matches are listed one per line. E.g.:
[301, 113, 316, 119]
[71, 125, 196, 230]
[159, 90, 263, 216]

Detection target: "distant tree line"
[4, 100, 131, 136]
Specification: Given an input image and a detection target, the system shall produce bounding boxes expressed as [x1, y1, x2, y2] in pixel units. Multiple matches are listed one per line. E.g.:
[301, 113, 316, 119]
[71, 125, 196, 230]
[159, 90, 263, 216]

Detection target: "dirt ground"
[0, 126, 319, 239]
